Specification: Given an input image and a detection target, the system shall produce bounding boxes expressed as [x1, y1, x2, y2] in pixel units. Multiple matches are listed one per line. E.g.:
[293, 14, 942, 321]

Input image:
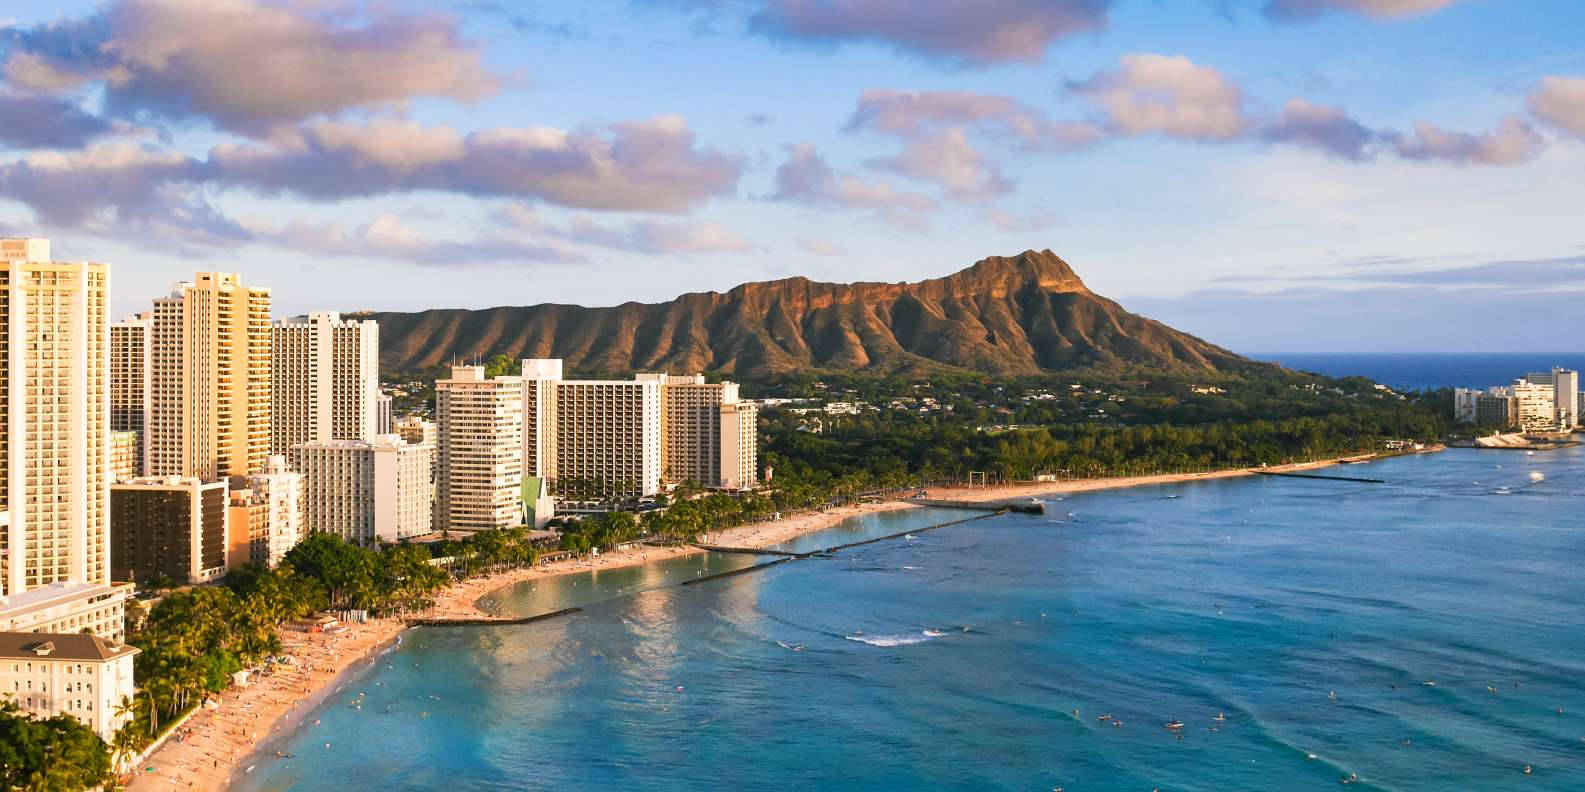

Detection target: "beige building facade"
[298, 435, 433, 544]
[0, 239, 125, 642]
[0, 632, 138, 742]
[110, 312, 151, 476]
[553, 378, 661, 501]
[436, 366, 523, 531]
[148, 273, 272, 479]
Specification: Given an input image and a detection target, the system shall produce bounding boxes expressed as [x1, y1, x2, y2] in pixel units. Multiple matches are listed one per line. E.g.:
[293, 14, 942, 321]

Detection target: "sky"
[0, 0, 1580, 353]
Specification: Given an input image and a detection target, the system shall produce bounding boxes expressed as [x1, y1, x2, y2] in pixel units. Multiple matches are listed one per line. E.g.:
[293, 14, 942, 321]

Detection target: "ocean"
[234, 446, 1585, 791]
[1255, 353, 1585, 392]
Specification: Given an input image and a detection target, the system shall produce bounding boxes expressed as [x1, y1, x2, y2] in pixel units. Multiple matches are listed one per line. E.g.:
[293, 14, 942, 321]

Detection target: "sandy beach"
[125, 618, 406, 791]
[123, 457, 1381, 791]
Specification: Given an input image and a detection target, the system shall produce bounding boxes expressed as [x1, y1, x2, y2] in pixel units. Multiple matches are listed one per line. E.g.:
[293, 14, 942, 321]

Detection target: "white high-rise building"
[1510, 379, 1557, 433]
[0, 239, 128, 643]
[298, 435, 433, 544]
[148, 273, 272, 479]
[272, 312, 380, 455]
[719, 400, 759, 490]
[436, 366, 524, 531]
[1524, 368, 1579, 429]
[110, 312, 152, 476]
[396, 416, 439, 525]
[520, 358, 562, 480]
[374, 393, 393, 435]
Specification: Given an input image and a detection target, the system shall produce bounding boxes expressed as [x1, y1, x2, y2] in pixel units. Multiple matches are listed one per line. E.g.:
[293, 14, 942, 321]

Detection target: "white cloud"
[1069, 54, 1251, 141]
[1528, 76, 1585, 139]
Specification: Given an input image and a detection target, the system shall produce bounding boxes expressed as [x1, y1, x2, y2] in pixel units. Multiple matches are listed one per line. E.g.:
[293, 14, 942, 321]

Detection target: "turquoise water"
[236, 449, 1585, 790]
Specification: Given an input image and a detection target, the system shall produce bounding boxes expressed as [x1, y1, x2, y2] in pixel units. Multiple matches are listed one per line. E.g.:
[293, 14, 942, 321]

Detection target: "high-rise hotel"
[0, 239, 128, 642]
[640, 373, 758, 490]
[271, 311, 381, 456]
[110, 311, 151, 476]
[148, 273, 272, 479]
[435, 366, 524, 531]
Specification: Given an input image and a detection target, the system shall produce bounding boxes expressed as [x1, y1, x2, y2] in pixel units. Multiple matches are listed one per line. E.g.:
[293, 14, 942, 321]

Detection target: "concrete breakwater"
[1255, 471, 1386, 484]
[683, 512, 1003, 588]
[406, 606, 582, 627]
[906, 497, 1045, 514]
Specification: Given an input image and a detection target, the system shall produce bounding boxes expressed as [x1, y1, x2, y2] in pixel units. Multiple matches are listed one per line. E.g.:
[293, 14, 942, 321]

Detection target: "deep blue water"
[236, 449, 1585, 790]
[1256, 353, 1585, 391]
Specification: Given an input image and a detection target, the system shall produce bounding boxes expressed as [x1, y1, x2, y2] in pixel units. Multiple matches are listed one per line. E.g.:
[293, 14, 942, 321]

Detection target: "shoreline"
[224, 628, 408, 788]
[126, 617, 407, 792]
[132, 452, 1417, 790]
[918, 456, 1373, 504]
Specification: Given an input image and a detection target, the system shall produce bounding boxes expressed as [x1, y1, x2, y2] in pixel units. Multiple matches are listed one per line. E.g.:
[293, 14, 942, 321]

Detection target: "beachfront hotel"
[552, 377, 662, 501]
[513, 360, 757, 502]
[0, 632, 138, 742]
[271, 311, 382, 455]
[226, 455, 305, 568]
[639, 373, 759, 490]
[520, 358, 562, 481]
[0, 239, 130, 644]
[110, 311, 151, 476]
[436, 366, 524, 531]
[147, 272, 272, 479]
[110, 477, 229, 585]
[296, 435, 433, 544]
[1455, 367, 1581, 433]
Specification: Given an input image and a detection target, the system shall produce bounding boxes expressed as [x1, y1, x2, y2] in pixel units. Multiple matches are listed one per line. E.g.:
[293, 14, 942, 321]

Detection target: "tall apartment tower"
[110, 312, 151, 476]
[719, 400, 759, 490]
[148, 273, 271, 479]
[553, 377, 661, 501]
[520, 358, 562, 480]
[1525, 368, 1580, 429]
[1510, 379, 1557, 434]
[640, 373, 756, 489]
[0, 239, 128, 642]
[436, 366, 524, 531]
[271, 312, 380, 456]
[374, 393, 393, 435]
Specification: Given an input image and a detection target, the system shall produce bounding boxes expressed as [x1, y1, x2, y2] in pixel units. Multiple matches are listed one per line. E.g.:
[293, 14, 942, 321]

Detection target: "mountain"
[361, 250, 1263, 378]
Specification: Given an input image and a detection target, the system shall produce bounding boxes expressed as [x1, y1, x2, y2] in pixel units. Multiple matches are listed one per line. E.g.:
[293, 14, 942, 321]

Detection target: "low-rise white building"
[0, 583, 132, 645]
[227, 455, 305, 569]
[298, 435, 434, 544]
[0, 631, 139, 742]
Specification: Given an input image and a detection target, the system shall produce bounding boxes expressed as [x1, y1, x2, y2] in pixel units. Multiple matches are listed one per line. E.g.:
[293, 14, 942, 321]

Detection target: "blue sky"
[0, 0, 1580, 353]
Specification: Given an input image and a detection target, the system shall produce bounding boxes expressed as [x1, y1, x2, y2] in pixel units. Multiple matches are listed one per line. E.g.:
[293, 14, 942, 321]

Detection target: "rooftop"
[0, 631, 138, 662]
[0, 581, 127, 619]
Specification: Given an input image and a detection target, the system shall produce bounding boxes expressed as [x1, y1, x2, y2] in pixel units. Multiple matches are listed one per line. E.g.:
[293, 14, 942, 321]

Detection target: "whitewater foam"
[845, 630, 944, 647]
